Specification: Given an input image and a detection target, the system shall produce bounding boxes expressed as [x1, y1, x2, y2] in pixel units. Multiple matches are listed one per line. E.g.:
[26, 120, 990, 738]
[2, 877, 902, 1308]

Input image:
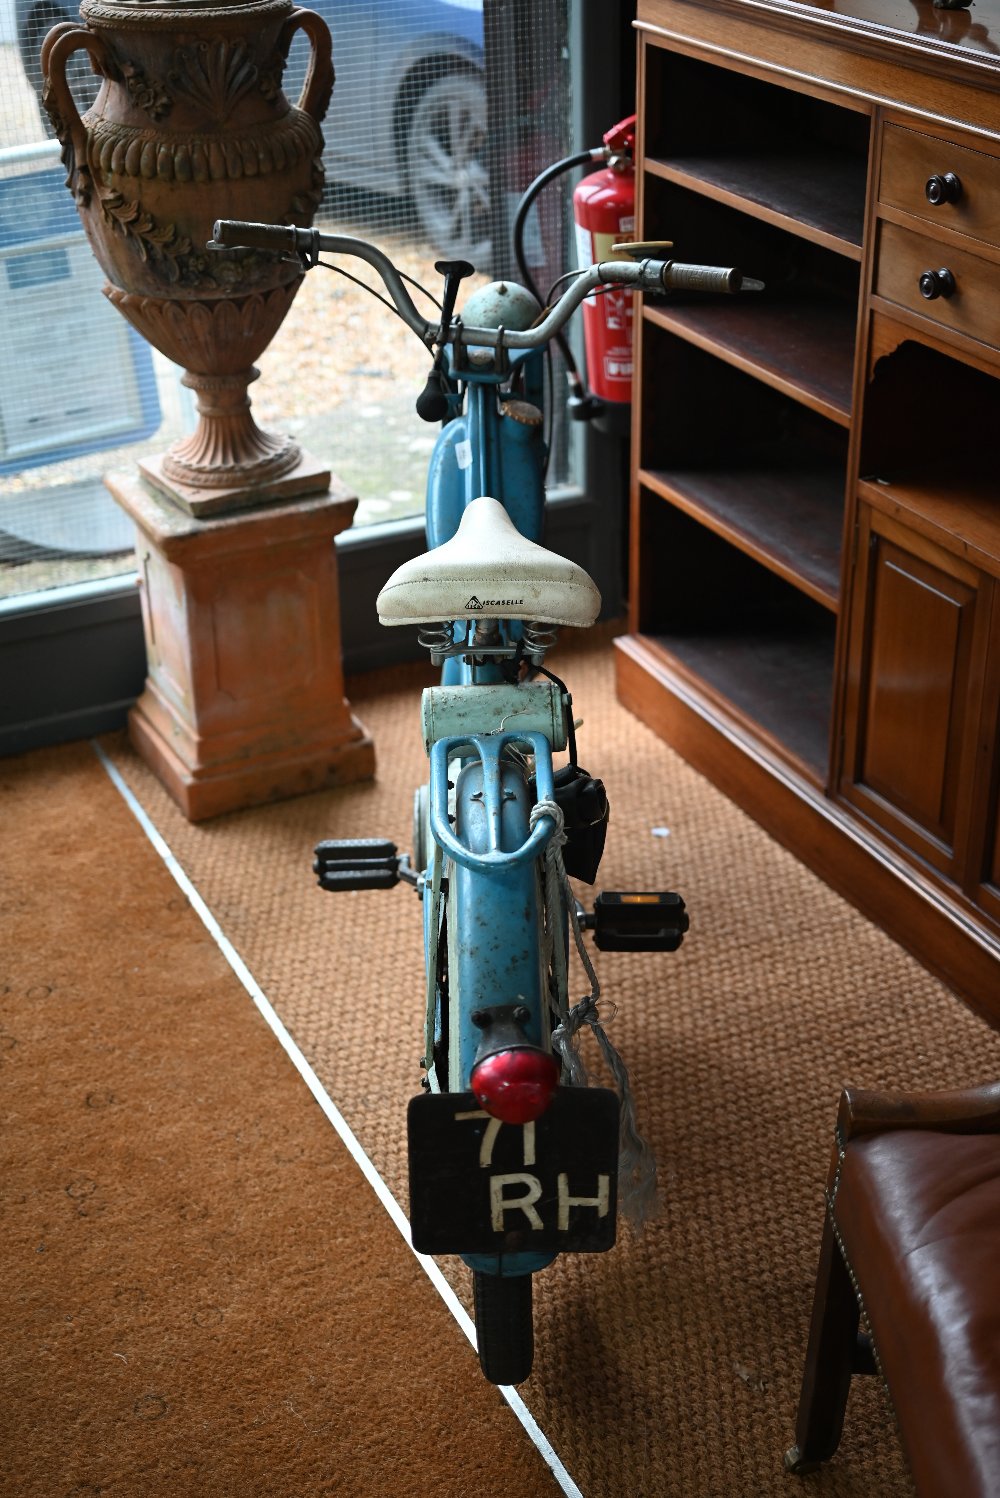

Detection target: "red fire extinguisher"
[573, 115, 636, 405]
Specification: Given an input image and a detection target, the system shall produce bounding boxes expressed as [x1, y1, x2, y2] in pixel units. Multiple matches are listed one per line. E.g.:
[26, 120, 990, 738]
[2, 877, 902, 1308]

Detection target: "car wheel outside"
[404, 69, 490, 267]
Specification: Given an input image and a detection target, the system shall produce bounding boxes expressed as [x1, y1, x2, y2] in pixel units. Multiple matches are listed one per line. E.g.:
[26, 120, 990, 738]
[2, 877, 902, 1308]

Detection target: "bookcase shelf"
[640, 451, 844, 609]
[622, 0, 1000, 1019]
[645, 293, 856, 423]
[643, 148, 867, 255]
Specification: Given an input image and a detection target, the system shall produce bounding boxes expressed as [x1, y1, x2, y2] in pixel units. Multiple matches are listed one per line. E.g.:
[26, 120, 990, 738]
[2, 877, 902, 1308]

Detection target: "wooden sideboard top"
[638, 0, 1000, 59]
[637, 0, 1000, 132]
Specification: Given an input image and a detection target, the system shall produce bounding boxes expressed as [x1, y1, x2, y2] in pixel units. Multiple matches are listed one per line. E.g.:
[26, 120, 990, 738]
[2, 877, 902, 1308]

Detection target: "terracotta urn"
[40, 0, 334, 514]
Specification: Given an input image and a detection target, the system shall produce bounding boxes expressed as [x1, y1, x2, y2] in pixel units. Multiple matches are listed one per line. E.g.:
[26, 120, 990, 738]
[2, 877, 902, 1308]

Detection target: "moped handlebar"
[210, 219, 760, 353]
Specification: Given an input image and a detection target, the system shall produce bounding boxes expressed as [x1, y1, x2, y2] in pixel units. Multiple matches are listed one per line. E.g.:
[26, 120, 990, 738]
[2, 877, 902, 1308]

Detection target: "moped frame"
[419, 341, 567, 1280]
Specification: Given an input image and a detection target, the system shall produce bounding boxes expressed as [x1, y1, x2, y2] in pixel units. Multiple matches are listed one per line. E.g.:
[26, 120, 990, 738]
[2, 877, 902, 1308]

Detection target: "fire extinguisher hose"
[512, 147, 604, 389]
[513, 148, 601, 301]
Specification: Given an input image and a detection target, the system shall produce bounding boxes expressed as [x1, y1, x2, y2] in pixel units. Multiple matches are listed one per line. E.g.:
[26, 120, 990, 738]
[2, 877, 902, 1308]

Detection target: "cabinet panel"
[843, 510, 984, 878]
[984, 729, 1000, 911]
[860, 542, 970, 830]
[974, 606, 1000, 921]
[989, 796, 1000, 899]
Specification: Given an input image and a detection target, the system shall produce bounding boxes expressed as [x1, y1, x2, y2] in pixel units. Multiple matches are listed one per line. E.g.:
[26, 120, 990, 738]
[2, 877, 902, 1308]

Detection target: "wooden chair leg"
[785, 1213, 861, 1474]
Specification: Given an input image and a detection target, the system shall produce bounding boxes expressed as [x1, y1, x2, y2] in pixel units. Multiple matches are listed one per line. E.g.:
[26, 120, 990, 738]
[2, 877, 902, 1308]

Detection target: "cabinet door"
[981, 747, 1000, 921]
[974, 600, 1000, 923]
[841, 506, 988, 881]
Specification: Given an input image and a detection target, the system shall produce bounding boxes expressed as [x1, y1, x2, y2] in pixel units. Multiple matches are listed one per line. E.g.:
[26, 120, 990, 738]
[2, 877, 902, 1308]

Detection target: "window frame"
[0, 0, 634, 755]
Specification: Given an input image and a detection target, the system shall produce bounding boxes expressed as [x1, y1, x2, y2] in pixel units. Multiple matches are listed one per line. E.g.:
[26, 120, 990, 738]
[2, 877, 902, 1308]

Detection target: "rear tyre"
[473, 1270, 534, 1385]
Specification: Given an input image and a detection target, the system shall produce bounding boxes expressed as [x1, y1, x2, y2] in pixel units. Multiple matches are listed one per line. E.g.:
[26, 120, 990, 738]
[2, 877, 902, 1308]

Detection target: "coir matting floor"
[5, 627, 1000, 1497]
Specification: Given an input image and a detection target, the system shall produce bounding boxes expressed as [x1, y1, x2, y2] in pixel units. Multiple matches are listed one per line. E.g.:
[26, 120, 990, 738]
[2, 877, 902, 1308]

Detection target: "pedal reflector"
[592, 891, 688, 952]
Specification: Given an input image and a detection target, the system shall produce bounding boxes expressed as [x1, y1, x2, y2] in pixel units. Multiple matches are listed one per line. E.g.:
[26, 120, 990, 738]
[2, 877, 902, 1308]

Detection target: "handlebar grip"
[211, 219, 304, 251]
[660, 261, 744, 294]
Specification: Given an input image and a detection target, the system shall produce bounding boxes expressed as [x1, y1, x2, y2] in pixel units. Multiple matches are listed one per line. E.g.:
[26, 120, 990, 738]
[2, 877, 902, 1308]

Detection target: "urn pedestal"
[107, 469, 375, 821]
[43, 0, 376, 816]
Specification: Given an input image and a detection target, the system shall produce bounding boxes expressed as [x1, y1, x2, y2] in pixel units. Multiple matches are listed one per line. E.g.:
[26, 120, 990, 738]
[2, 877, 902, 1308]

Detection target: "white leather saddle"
[377, 495, 601, 627]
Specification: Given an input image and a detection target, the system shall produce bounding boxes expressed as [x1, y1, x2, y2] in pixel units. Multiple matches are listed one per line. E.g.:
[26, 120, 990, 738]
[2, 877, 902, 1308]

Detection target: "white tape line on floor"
[94, 741, 584, 1498]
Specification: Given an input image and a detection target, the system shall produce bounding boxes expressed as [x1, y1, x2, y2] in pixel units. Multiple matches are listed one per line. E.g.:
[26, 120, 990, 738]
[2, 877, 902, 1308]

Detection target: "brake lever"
[297, 231, 322, 271]
[415, 259, 476, 423]
[435, 258, 476, 338]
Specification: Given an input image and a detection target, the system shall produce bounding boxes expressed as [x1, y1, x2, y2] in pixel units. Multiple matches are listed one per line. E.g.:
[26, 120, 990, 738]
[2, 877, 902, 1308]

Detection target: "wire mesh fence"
[0, 0, 573, 601]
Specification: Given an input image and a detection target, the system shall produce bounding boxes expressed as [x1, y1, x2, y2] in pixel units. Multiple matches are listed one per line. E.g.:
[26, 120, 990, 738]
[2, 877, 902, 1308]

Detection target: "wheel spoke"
[419, 137, 454, 185]
[447, 100, 470, 157]
[468, 165, 490, 210]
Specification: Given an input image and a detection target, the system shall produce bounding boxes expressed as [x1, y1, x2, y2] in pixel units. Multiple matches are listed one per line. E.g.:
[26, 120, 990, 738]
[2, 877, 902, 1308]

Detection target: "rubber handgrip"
[212, 219, 297, 250]
[662, 262, 742, 294]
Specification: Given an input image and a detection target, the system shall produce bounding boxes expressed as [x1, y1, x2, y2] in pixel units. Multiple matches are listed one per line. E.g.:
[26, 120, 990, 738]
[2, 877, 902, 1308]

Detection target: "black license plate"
[407, 1086, 619, 1256]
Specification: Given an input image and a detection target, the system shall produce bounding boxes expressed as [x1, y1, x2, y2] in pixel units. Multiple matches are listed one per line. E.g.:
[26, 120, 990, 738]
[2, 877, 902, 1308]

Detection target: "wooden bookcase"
[619, 0, 1000, 1020]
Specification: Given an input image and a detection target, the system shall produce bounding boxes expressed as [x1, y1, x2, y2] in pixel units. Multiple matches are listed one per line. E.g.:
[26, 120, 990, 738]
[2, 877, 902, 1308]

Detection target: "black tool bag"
[552, 763, 609, 885]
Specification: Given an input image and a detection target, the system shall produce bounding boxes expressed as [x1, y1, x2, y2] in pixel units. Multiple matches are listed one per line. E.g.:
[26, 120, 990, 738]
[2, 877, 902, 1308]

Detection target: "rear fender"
[430, 734, 555, 1094]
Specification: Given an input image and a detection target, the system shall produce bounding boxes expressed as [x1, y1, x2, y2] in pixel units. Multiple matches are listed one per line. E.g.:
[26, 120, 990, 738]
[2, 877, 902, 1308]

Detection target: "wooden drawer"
[874, 219, 1000, 353]
[880, 124, 1000, 249]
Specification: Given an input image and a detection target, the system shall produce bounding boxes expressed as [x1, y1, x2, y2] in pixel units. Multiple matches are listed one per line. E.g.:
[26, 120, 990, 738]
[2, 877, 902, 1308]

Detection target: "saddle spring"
[523, 620, 558, 665]
[417, 619, 557, 667]
[417, 621, 456, 666]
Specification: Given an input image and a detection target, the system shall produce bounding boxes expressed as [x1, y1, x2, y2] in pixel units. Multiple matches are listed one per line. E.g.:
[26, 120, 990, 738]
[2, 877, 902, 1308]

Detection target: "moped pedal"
[589, 891, 688, 952]
[313, 838, 400, 891]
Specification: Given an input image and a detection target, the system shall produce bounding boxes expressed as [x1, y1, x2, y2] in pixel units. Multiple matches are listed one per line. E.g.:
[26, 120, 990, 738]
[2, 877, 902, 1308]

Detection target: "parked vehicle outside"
[13, 0, 488, 259]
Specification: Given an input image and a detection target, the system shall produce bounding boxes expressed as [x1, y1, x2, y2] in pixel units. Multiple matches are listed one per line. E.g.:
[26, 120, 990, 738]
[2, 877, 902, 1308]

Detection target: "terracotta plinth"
[107, 469, 374, 821]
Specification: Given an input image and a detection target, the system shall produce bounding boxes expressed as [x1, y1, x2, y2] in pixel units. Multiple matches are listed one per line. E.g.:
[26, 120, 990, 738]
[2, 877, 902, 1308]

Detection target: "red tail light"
[470, 1047, 560, 1124]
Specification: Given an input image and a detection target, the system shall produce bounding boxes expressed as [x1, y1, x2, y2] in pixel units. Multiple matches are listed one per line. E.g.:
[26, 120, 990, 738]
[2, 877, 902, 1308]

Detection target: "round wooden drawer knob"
[918, 267, 957, 300]
[925, 172, 963, 206]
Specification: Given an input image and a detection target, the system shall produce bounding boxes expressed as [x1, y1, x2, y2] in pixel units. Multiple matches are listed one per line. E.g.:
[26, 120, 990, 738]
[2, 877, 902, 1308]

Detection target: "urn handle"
[40, 23, 111, 174]
[280, 8, 334, 125]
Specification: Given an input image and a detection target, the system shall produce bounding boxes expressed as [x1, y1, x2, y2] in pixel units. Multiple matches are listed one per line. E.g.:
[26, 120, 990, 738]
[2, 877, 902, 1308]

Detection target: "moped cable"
[311, 258, 440, 350]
